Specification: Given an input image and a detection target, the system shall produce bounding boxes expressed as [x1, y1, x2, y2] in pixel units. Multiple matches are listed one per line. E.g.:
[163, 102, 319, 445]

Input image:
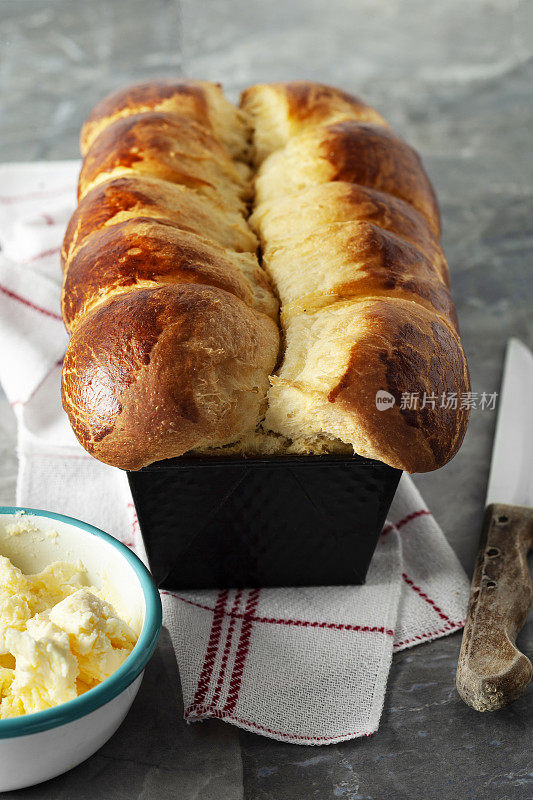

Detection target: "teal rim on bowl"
[0, 507, 162, 739]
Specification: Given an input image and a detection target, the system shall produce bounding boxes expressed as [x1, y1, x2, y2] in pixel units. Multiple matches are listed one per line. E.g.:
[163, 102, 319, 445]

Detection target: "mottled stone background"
[0, 0, 532, 797]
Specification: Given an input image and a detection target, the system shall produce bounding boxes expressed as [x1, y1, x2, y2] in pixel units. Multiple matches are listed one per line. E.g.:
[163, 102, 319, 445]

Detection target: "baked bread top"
[61, 80, 470, 472]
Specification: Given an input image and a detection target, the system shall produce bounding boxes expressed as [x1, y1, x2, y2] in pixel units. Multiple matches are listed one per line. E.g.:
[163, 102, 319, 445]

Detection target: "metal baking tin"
[127, 454, 402, 590]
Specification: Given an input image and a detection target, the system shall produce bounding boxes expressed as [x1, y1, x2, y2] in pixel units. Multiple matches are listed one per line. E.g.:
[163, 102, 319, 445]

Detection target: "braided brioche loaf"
[61, 81, 279, 470]
[61, 80, 469, 473]
[241, 82, 470, 472]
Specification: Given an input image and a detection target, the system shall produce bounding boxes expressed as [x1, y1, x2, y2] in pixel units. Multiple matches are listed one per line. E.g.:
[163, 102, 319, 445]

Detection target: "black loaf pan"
[127, 454, 402, 590]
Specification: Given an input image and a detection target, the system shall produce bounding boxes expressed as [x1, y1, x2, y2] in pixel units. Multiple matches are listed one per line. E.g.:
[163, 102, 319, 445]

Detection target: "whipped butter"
[0, 555, 137, 718]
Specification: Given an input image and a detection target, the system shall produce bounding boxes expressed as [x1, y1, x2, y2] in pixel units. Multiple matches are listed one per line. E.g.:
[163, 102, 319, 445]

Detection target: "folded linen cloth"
[0, 160, 469, 744]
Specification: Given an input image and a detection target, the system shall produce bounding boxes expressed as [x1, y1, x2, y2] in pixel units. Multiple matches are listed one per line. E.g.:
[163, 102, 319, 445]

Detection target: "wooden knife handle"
[456, 502, 533, 711]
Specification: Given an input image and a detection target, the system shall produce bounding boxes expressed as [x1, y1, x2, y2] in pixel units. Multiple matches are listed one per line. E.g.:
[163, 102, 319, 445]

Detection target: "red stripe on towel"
[222, 588, 261, 715]
[163, 591, 394, 637]
[381, 508, 431, 537]
[210, 591, 243, 709]
[188, 590, 229, 711]
[402, 573, 453, 623]
[0, 283, 62, 321]
[393, 620, 465, 649]
[21, 246, 61, 263]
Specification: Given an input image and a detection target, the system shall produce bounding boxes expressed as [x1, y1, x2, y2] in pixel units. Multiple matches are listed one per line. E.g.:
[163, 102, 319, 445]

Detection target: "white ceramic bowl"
[0, 507, 162, 791]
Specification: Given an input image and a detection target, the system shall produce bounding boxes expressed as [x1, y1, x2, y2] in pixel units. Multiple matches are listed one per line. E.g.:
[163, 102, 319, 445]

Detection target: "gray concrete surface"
[0, 0, 532, 797]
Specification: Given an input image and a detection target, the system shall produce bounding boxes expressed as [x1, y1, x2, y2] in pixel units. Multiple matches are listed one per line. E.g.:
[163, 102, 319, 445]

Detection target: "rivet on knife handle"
[456, 502, 533, 711]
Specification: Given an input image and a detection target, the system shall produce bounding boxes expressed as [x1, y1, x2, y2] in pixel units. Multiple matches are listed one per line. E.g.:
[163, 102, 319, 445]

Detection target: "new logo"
[375, 390, 396, 411]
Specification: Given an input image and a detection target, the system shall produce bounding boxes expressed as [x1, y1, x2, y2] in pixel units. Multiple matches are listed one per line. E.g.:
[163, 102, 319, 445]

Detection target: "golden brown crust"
[264, 298, 469, 472]
[62, 81, 279, 469]
[61, 285, 279, 471]
[81, 79, 249, 159]
[254, 121, 440, 234]
[240, 81, 388, 164]
[320, 122, 440, 234]
[78, 112, 250, 210]
[62, 79, 469, 473]
[61, 218, 273, 332]
[327, 300, 470, 471]
[251, 182, 448, 285]
[62, 174, 257, 265]
[268, 82, 387, 127]
[244, 81, 469, 472]
[273, 222, 457, 328]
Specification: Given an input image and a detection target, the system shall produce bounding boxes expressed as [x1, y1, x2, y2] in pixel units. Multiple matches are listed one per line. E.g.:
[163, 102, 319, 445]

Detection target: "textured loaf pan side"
[128, 454, 402, 589]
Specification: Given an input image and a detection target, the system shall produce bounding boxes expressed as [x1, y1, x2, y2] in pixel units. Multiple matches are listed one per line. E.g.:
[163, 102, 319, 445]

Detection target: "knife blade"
[485, 338, 533, 508]
[457, 338, 533, 711]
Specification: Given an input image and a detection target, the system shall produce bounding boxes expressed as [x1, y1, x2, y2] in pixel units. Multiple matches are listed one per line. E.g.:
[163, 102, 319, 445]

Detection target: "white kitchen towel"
[0, 161, 470, 745]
